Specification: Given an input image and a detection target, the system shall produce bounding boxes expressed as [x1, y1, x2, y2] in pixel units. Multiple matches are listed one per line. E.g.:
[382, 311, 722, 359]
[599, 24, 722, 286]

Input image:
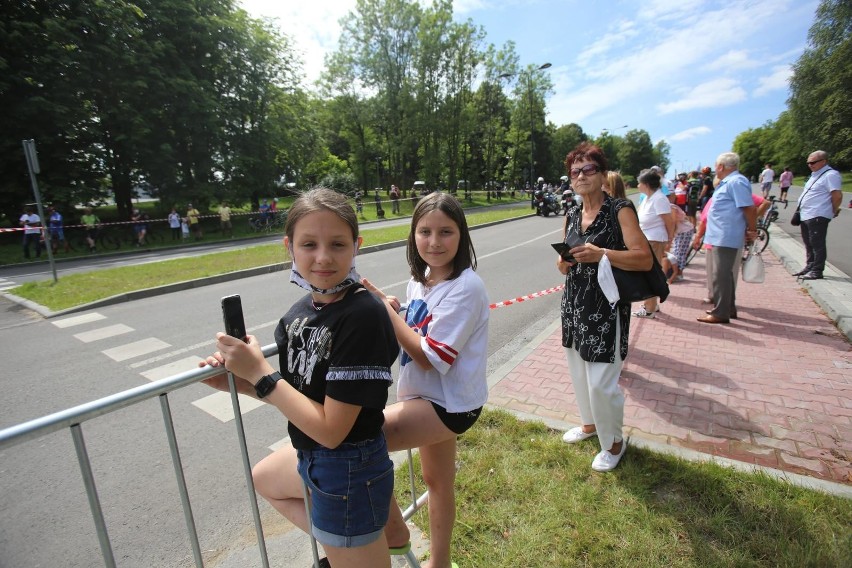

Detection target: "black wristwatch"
[254, 371, 282, 399]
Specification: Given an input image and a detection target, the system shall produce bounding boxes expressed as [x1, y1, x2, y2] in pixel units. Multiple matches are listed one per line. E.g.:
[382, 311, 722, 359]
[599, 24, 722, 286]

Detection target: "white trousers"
[564, 314, 625, 453]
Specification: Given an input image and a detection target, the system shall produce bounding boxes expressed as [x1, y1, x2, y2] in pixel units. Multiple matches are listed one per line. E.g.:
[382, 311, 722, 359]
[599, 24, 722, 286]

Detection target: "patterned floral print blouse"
[560, 195, 633, 363]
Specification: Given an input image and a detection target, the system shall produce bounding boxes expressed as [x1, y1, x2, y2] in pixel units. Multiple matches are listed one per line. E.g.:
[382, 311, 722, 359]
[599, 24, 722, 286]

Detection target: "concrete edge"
[1, 214, 535, 319]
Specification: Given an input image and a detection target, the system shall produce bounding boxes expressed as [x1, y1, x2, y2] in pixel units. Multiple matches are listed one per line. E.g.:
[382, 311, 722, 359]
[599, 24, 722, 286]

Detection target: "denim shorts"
[297, 434, 394, 548]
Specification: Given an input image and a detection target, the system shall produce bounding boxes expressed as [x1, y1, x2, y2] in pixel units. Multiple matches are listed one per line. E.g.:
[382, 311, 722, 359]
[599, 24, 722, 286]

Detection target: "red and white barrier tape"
[489, 284, 564, 310]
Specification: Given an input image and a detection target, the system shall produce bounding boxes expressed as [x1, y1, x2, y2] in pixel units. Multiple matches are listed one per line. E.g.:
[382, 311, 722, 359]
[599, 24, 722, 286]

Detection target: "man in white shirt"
[759, 163, 775, 198]
[19, 206, 42, 259]
[794, 150, 842, 281]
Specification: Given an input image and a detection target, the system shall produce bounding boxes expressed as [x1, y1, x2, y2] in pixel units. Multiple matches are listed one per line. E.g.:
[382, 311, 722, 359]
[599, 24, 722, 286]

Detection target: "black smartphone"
[550, 242, 575, 262]
[221, 294, 247, 342]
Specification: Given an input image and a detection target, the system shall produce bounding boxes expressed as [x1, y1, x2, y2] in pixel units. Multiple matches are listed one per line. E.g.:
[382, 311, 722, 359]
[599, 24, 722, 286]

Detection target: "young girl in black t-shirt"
[201, 188, 398, 568]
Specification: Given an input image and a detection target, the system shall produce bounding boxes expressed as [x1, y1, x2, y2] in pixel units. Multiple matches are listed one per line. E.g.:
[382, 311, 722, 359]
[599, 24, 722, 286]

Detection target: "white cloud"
[753, 64, 792, 97]
[656, 78, 748, 114]
[669, 126, 712, 141]
[708, 50, 763, 72]
[239, 0, 356, 85]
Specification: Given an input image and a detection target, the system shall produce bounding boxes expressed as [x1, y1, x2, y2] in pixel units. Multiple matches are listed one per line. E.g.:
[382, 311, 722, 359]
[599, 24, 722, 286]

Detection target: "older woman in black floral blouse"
[556, 142, 651, 472]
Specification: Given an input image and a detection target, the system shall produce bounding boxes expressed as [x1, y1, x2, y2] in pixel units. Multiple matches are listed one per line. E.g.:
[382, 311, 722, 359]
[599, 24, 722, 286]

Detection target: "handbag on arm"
[607, 199, 670, 305]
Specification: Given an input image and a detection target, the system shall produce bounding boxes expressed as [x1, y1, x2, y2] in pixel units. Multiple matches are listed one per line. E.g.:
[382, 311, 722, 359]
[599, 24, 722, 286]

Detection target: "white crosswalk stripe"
[140, 356, 205, 381]
[52, 312, 107, 328]
[73, 324, 134, 343]
[103, 337, 170, 362]
[0, 278, 17, 291]
[191, 391, 265, 422]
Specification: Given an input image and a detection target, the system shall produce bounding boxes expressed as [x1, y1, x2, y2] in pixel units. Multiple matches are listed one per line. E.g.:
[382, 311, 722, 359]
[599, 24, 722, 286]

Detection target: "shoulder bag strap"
[795, 168, 832, 213]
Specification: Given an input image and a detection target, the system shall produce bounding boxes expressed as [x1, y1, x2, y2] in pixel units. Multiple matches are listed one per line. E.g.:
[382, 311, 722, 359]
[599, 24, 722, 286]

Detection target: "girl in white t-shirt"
[363, 192, 489, 568]
[634, 169, 674, 318]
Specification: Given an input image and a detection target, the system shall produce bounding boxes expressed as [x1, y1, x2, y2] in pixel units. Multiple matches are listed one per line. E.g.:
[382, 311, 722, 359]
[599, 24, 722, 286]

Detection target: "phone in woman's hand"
[551, 242, 575, 262]
[221, 294, 248, 342]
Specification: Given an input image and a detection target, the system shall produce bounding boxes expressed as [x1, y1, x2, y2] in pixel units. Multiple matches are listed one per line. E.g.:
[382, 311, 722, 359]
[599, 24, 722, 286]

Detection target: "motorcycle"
[534, 190, 561, 217]
[561, 189, 578, 215]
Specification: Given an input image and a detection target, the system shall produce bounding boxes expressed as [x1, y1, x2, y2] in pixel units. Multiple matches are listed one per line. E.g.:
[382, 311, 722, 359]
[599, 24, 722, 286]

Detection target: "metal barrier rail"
[0, 342, 275, 568]
[0, 341, 430, 567]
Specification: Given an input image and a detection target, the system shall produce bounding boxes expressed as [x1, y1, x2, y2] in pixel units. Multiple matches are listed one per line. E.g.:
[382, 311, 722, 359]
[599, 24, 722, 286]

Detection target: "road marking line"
[191, 391, 265, 422]
[141, 356, 205, 381]
[73, 324, 135, 343]
[52, 312, 107, 328]
[103, 338, 170, 362]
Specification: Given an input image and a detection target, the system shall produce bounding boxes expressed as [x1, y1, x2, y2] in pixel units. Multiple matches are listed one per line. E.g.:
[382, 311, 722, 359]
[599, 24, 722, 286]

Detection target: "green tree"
[547, 123, 588, 180]
[594, 132, 623, 173]
[788, 0, 852, 168]
[652, 140, 671, 177]
[617, 129, 656, 179]
[733, 125, 774, 179]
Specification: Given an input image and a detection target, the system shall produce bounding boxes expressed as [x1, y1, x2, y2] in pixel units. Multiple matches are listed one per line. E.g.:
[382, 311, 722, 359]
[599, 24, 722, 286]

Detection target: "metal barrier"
[0, 342, 428, 567]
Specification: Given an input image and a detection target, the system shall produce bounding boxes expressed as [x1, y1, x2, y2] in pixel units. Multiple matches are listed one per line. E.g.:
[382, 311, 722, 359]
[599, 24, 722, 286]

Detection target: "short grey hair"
[637, 168, 661, 189]
[716, 152, 740, 170]
[809, 150, 828, 161]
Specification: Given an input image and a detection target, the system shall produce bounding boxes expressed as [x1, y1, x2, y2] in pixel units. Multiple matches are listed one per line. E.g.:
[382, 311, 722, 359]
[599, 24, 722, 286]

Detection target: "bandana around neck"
[287, 243, 361, 295]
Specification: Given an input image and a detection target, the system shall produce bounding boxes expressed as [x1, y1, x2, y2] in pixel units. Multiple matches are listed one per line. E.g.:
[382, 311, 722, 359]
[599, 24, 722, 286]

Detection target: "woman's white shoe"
[562, 427, 597, 444]
[591, 438, 627, 472]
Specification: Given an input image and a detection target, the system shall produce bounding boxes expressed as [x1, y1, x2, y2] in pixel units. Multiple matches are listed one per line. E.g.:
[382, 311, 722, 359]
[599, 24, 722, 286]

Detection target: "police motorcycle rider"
[559, 175, 576, 215]
[534, 177, 560, 216]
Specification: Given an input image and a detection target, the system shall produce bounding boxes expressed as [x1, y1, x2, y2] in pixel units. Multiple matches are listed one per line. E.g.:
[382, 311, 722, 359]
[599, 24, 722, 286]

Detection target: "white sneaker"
[591, 438, 628, 472]
[562, 427, 597, 444]
[632, 306, 655, 319]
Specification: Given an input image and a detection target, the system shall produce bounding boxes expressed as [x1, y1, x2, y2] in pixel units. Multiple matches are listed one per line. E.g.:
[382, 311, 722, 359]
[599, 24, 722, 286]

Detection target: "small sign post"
[22, 139, 58, 284]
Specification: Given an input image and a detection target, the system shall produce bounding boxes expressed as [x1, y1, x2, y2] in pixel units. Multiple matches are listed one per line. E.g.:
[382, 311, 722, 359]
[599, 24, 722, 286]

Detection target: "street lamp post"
[500, 62, 551, 199]
[601, 124, 628, 135]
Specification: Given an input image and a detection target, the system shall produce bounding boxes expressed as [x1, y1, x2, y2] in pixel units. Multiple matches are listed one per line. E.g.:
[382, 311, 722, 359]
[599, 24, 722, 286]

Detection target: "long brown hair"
[407, 192, 477, 284]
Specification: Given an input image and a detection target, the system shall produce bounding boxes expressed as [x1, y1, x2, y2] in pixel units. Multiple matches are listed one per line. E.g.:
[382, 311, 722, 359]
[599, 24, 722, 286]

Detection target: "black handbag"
[790, 210, 801, 226]
[608, 200, 670, 306]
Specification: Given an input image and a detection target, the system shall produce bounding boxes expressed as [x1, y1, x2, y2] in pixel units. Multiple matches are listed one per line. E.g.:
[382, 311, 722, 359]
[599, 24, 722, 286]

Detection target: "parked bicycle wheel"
[755, 227, 769, 253]
[99, 231, 121, 250]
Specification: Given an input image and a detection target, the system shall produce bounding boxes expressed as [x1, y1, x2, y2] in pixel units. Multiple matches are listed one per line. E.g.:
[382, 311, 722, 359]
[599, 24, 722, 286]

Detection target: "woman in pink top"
[778, 167, 794, 206]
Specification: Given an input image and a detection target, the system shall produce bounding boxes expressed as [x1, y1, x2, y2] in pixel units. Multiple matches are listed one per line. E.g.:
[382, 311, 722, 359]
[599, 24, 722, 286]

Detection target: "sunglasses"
[806, 158, 825, 166]
[569, 164, 601, 179]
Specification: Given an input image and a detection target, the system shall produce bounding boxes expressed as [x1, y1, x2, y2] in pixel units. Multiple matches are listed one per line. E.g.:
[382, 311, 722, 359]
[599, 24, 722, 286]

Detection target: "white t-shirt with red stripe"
[397, 268, 489, 413]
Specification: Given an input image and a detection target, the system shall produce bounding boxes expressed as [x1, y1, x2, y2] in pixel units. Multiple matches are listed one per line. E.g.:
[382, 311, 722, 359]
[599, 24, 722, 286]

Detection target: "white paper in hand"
[598, 253, 620, 306]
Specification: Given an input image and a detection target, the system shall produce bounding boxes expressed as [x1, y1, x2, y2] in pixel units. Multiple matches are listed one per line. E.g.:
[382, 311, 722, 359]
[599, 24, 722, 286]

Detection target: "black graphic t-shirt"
[560, 195, 632, 363]
[274, 283, 398, 449]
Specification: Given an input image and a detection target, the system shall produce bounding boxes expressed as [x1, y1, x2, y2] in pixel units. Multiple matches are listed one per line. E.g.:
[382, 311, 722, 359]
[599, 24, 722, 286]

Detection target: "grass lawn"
[9, 202, 532, 311]
[397, 408, 852, 567]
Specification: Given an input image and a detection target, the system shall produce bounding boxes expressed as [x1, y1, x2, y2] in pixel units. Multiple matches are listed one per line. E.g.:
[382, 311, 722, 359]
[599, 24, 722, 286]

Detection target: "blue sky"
[239, 0, 819, 175]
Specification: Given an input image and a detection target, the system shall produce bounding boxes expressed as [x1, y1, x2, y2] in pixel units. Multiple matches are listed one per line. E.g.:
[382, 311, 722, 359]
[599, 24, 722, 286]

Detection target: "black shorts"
[686, 200, 698, 216]
[430, 402, 482, 434]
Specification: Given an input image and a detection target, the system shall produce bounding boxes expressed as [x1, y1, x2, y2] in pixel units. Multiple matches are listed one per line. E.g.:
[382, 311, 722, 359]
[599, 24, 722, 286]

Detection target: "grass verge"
[10, 205, 532, 311]
[396, 408, 852, 567]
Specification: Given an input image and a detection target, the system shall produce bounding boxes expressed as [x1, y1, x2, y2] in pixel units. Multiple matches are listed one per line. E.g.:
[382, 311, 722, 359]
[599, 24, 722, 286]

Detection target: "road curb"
[766, 224, 852, 342]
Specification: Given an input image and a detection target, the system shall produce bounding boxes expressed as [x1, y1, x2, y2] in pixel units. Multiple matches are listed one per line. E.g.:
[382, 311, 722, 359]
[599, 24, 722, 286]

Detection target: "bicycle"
[69, 227, 120, 252]
[249, 210, 287, 233]
[754, 196, 780, 254]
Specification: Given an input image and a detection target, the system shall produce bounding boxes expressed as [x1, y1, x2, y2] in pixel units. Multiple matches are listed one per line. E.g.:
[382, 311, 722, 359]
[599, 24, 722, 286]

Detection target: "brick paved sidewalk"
[489, 247, 852, 485]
